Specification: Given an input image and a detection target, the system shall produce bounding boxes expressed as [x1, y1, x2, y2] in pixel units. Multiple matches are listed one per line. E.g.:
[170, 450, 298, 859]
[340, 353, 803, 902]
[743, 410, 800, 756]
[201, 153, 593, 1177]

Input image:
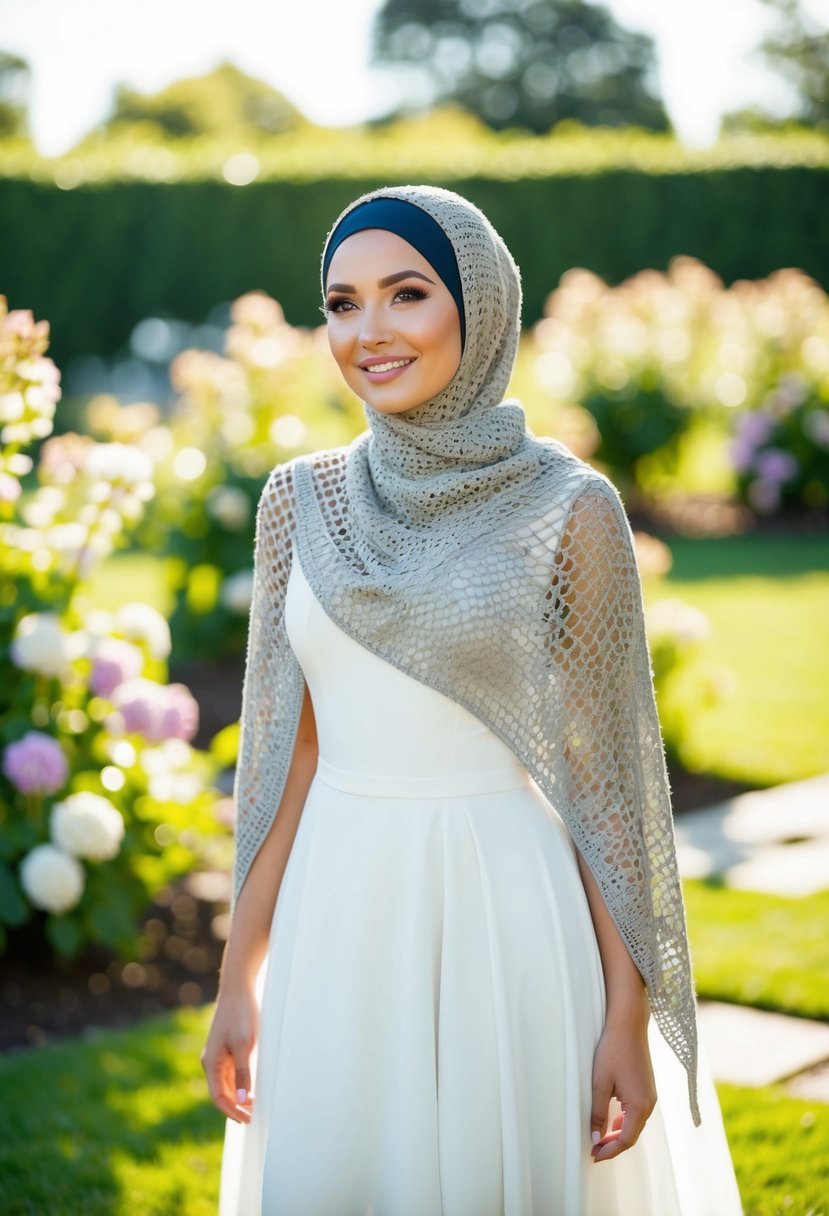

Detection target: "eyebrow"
[326, 269, 436, 294]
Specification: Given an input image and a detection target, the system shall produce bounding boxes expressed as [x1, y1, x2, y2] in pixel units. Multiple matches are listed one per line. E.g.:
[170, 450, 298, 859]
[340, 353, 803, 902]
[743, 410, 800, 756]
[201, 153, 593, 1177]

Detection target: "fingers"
[200, 1042, 255, 1125]
[592, 1098, 656, 1163]
[590, 1075, 613, 1149]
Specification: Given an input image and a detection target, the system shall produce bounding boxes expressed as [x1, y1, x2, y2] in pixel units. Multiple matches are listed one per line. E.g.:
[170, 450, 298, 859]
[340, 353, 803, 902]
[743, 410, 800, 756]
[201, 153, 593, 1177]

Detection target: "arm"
[201, 682, 318, 1125]
[576, 852, 656, 1162]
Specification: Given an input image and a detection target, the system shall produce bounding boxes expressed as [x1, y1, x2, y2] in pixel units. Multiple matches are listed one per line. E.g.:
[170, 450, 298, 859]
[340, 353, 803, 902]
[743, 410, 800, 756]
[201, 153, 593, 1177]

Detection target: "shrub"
[0, 296, 224, 961]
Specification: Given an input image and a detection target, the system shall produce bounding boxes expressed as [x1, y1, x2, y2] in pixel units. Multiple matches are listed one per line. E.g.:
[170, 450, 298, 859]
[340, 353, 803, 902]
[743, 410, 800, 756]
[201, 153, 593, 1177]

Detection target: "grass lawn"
[0, 1006, 222, 1216]
[685, 882, 829, 1020]
[645, 533, 829, 786]
[0, 1000, 825, 1216]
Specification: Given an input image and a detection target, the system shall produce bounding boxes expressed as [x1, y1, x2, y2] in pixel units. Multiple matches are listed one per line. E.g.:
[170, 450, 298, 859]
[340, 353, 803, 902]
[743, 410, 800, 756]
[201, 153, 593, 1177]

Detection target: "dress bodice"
[284, 553, 527, 789]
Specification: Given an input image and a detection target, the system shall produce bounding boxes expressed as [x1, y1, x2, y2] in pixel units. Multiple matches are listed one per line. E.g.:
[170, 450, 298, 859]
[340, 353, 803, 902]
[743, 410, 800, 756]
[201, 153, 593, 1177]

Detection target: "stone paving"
[675, 772, 829, 1101]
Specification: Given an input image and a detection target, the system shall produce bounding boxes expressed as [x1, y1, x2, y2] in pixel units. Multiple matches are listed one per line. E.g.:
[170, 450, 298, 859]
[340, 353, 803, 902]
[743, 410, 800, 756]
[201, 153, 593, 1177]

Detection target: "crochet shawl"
[229, 185, 701, 1125]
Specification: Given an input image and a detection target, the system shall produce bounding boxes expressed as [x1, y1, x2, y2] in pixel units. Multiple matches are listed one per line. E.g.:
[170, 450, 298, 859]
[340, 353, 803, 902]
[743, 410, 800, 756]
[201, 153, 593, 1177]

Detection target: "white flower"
[149, 771, 203, 803]
[19, 843, 85, 914]
[207, 486, 250, 530]
[83, 442, 154, 487]
[0, 391, 25, 422]
[10, 612, 88, 677]
[140, 737, 193, 775]
[50, 791, 125, 861]
[114, 602, 171, 660]
[220, 570, 254, 614]
[645, 598, 711, 647]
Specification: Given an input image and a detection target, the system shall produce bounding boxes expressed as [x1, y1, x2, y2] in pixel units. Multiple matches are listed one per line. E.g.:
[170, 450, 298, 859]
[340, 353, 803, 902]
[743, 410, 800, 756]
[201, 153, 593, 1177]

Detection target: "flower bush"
[724, 271, 829, 512]
[529, 259, 829, 512]
[0, 296, 224, 961]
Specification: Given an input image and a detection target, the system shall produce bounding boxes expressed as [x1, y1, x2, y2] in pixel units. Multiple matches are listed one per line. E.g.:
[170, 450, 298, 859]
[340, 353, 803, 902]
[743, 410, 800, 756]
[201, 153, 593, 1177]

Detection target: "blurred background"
[0, 2, 828, 1213]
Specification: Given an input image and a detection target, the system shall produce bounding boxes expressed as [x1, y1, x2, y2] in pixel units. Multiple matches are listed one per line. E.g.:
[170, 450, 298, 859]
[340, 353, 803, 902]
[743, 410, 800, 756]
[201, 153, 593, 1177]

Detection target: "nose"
[358, 302, 393, 348]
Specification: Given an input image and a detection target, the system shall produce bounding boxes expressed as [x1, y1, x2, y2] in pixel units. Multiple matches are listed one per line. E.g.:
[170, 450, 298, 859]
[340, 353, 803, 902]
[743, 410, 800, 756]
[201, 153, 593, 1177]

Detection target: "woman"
[202, 184, 743, 1215]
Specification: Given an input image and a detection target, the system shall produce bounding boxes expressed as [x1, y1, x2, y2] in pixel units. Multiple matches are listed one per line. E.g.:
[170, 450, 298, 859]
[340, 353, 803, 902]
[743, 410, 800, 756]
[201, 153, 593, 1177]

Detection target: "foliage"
[371, 0, 669, 133]
[757, 0, 829, 129]
[86, 60, 306, 146]
[1, 141, 828, 370]
[528, 259, 829, 509]
[0, 297, 225, 961]
[0, 51, 29, 140]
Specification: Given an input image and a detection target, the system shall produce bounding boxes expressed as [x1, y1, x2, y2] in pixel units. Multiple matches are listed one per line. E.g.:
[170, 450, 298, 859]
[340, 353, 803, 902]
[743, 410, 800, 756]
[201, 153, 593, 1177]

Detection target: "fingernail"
[591, 1131, 600, 1146]
[237, 1088, 247, 1102]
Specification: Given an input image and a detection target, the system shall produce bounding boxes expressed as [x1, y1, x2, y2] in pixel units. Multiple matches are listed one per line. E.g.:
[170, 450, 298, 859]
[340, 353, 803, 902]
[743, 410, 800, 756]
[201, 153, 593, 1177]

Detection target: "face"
[324, 228, 463, 414]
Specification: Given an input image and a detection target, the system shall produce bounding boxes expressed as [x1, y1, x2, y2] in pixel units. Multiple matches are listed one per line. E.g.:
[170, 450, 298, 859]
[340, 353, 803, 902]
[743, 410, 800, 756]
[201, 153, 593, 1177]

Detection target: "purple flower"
[754, 447, 799, 484]
[2, 731, 69, 795]
[735, 411, 775, 448]
[728, 437, 756, 474]
[89, 637, 144, 698]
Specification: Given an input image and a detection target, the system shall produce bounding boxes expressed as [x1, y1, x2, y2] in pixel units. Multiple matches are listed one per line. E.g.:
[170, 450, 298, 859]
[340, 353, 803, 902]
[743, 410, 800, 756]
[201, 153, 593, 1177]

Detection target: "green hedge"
[1, 163, 828, 367]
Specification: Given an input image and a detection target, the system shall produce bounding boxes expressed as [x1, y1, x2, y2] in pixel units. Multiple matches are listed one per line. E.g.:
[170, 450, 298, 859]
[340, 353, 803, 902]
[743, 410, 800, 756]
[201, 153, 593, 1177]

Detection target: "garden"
[1, 109, 828, 1215]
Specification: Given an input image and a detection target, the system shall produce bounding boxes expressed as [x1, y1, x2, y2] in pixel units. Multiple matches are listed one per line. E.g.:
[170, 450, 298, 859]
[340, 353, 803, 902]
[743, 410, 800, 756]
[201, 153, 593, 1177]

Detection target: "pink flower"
[110, 677, 162, 736]
[89, 637, 144, 698]
[109, 678, 199, 743]
[158, 683, 199, 742]
[2, 731, 69, 795]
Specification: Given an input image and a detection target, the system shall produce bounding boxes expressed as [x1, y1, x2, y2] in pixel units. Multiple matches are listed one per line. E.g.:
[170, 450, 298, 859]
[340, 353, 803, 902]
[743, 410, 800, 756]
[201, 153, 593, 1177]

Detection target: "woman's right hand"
[200, 984, 260, 1124]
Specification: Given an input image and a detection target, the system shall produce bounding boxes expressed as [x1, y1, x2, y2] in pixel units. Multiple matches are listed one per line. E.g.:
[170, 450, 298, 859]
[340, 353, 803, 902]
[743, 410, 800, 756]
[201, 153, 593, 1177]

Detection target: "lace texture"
[230, 185, 701, 1125]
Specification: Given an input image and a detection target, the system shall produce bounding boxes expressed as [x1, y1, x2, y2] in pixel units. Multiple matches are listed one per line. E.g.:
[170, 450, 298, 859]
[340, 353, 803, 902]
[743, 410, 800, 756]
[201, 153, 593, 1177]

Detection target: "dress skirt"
[217, 557, 742, 1215]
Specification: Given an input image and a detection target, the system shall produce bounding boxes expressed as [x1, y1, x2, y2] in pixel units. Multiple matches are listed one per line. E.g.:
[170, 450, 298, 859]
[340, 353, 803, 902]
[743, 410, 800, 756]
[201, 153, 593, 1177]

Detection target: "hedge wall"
[1, 165, 828, 367]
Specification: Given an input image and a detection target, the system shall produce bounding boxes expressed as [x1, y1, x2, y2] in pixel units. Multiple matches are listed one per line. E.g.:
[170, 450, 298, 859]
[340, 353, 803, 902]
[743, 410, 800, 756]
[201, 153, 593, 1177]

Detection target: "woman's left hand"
[589, 1011, 657, 1163]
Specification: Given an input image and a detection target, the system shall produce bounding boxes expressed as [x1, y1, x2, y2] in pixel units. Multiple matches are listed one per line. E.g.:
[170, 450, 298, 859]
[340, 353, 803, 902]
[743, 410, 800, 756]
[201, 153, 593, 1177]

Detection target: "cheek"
[327, 323, 352, 371]
[416, 303, 462, 372]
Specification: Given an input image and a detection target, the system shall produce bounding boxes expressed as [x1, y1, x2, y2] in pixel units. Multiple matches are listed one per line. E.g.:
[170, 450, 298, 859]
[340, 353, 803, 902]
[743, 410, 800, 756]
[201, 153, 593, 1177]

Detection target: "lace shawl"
[229, 185, 701, 1126]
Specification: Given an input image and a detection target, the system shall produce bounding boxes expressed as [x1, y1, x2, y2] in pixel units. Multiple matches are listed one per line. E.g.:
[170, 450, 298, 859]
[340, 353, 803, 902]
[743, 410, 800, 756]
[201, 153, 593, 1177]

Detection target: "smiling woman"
[202, 184, 743, 1216]
[323, 234, 463, 409]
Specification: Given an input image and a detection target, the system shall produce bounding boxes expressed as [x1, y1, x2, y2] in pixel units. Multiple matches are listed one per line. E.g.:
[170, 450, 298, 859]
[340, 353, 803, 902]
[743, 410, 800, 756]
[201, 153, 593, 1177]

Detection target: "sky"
[2, 0, 828, 155]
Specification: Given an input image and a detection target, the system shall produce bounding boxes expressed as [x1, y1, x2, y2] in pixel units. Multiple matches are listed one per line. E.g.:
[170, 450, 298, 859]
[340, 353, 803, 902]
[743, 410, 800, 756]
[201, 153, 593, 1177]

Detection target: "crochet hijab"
[231, 184, 701, 1124]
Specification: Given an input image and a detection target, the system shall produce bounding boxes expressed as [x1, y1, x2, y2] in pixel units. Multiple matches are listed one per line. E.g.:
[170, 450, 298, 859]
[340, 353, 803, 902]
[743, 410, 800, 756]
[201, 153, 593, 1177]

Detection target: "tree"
[0, 51, 30, 139]
[371, 0, 669, 133]
[756, 0, 829, 128]
[100, 61, 305, 141]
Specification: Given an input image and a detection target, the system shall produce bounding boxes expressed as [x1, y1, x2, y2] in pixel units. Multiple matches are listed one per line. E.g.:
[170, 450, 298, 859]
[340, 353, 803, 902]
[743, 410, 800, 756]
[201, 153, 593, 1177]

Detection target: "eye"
[322, 295, 355, 315]
[394, 286, 429, 304]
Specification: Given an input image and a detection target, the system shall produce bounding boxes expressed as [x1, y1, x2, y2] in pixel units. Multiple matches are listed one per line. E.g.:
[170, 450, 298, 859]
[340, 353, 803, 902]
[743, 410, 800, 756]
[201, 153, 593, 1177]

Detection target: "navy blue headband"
[322, 197, 466, 349]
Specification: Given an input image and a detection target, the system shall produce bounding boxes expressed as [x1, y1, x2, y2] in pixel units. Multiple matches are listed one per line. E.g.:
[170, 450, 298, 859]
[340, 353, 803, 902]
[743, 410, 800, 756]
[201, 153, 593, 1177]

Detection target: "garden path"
[676, 772, 829, 1102]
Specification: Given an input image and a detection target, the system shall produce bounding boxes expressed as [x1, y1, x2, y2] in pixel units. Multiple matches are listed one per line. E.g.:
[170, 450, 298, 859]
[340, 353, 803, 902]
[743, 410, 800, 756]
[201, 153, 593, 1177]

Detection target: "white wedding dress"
[218, 556, 743, 1216]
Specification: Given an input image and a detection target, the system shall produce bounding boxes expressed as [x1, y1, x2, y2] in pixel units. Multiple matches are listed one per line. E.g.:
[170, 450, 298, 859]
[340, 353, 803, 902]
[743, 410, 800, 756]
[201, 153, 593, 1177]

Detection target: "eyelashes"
[321, 285, 431, 316]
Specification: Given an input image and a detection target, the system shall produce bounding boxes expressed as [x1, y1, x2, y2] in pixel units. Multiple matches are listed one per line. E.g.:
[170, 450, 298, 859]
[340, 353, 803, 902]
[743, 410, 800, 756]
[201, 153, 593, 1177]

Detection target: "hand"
[589, 1013, 657, 1163]
[200, 985, 260, 1124]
